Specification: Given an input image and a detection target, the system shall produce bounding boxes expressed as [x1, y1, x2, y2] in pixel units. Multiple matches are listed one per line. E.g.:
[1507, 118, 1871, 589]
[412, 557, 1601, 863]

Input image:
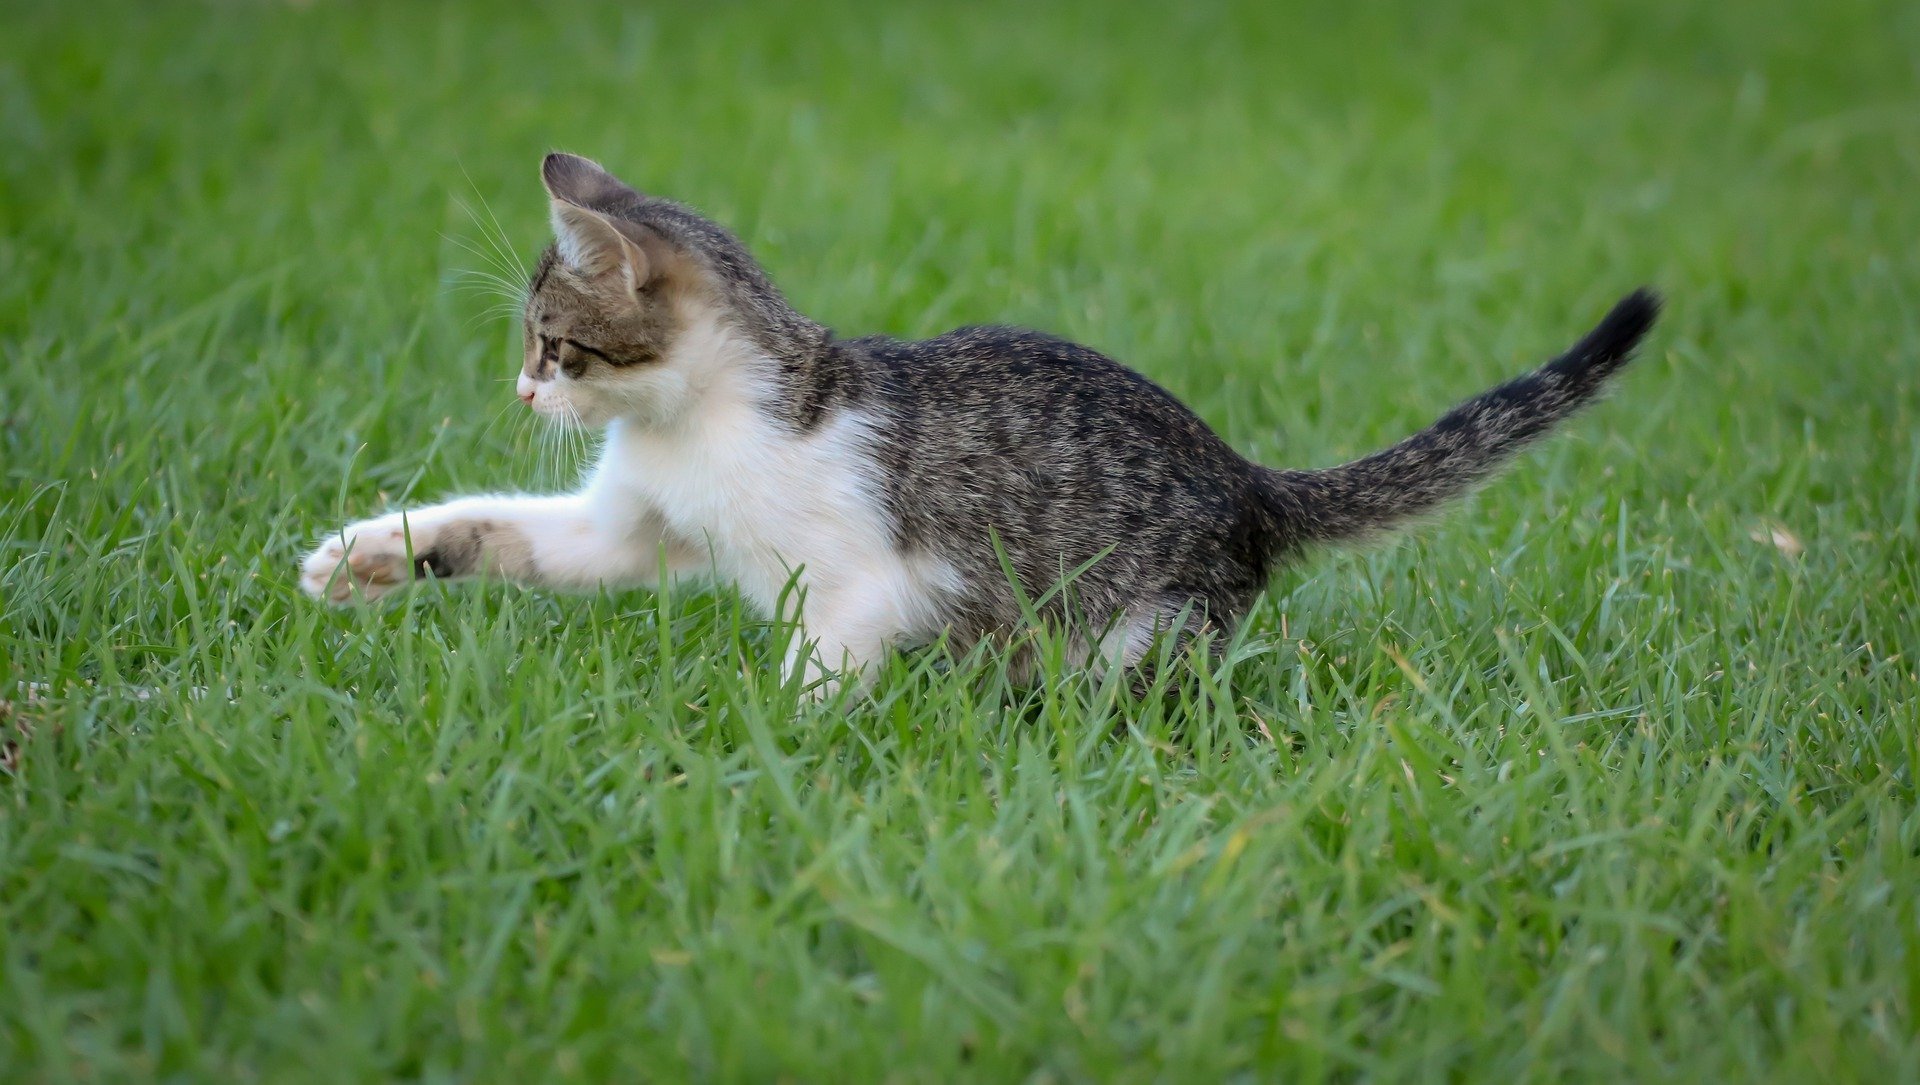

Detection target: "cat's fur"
[301, 153, 1661, 691]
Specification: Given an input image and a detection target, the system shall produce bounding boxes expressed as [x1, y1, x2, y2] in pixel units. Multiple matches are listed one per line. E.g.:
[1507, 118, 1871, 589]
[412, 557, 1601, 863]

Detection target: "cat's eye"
[562, 338, 614, 363]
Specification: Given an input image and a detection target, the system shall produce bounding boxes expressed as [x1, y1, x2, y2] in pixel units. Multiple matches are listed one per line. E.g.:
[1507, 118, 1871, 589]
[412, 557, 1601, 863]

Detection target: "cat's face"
[516, 155, 711, 429]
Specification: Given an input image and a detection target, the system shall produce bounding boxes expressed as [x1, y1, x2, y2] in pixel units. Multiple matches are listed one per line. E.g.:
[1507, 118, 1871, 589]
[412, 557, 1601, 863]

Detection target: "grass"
[3, 0, 1917, 1079]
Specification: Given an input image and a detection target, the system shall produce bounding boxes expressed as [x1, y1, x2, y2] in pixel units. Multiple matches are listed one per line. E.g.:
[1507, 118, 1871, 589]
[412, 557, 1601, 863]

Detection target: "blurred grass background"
[2, 0, 1917, 1080]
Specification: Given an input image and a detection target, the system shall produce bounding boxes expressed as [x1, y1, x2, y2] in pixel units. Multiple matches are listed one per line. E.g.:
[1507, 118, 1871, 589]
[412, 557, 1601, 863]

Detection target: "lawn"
[3, 0, 1917, 1080]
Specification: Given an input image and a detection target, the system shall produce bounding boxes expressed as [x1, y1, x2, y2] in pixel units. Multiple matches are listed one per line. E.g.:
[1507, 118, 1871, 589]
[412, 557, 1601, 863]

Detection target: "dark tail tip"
[1547, 288, 1663, 380]
[1262, 288, 1665, 552]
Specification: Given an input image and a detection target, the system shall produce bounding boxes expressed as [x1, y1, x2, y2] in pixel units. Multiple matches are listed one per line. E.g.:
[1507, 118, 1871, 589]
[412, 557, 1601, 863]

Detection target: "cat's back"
[840, 325, 1272, 598]
[851, 325, 1236, 456]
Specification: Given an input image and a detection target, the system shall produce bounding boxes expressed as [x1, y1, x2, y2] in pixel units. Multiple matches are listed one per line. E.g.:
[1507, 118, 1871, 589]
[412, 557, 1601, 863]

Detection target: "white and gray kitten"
[301, 153, 1659, 693]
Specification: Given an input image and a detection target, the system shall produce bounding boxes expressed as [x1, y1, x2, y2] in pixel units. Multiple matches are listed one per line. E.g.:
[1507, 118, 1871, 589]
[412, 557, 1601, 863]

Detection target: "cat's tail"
[1259, 289, 1661, 550]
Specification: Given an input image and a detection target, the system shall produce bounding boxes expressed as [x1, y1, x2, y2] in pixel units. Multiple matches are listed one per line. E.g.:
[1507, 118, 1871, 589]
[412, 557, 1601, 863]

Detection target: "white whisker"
[457, 163, 528, 278]
[445, 206, 524, 285]
[441, 236, 527, 294]
[476, 396, 522, 449]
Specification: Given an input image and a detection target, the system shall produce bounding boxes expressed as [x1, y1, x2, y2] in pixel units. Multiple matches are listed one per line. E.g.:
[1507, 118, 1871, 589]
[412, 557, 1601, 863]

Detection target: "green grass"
[3, 0, 1918, 1079]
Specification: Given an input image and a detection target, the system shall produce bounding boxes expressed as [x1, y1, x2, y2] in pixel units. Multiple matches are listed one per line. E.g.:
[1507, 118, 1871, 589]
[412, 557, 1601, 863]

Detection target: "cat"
[300, 152, 1660, 694]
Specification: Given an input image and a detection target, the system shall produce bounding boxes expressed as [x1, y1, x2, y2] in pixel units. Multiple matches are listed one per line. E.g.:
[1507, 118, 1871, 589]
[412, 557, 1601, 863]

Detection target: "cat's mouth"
[531, 400, 590, 428]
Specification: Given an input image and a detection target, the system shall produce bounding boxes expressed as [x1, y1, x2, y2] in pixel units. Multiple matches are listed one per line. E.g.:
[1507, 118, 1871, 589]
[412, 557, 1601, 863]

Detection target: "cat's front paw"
[299, 514, 434, 604]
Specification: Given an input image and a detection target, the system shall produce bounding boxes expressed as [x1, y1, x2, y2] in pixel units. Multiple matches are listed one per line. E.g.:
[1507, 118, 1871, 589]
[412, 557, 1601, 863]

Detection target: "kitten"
[300, 152, 1660, 693]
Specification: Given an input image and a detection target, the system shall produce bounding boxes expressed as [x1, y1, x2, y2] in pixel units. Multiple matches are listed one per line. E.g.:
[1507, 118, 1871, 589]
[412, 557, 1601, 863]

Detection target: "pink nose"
[518, 389, 535, 405]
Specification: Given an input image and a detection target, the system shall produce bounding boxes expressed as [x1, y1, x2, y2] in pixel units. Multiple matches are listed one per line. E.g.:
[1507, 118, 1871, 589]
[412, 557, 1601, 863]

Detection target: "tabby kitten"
[301, 153, 1660, 692]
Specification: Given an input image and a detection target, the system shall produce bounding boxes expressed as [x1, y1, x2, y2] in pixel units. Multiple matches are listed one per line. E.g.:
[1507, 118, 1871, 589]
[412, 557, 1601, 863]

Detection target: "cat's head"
[517, 153, 740, 429]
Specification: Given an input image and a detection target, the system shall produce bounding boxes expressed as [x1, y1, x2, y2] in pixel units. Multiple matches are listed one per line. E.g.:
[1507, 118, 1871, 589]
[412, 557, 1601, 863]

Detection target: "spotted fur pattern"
[300, 153, 1661, 692]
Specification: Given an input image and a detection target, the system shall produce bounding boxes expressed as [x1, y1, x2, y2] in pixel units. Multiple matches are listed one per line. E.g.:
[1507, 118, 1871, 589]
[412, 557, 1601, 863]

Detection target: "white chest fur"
[587, 364, 961, 646]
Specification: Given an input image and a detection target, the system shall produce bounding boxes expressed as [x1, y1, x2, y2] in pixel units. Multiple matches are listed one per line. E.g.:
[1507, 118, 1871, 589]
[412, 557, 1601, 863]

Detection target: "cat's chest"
[598, 408, 886, 561]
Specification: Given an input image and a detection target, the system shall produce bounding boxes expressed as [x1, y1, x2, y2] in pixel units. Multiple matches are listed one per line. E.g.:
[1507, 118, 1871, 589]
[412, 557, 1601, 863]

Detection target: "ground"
[2, 0, 1916, 1080]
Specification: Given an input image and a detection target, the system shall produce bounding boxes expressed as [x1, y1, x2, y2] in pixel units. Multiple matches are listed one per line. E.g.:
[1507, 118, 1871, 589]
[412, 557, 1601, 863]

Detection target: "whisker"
[520, 411, 542, 486]
[441, 235, 527, 292]
[564, 407, 587, 482]
[444, 201, 524, 283]
[445, 264, 524, 291]
[446, 264, 522, 286]
[465, 298, 527, 320]
[527, 414, 544, 488]
[565, 404, 588, 480]
[476, 396, 522, 448]
[446, 274, 528, 304]
[464, 307, 521, 333]
[441, 248, 527, 308]
[452, 203, 523, 285]
[443, 264, 528, 332]
[457, 162, 528, 278]
[541, 414, 562, 489]
[467, 298, 526, 317]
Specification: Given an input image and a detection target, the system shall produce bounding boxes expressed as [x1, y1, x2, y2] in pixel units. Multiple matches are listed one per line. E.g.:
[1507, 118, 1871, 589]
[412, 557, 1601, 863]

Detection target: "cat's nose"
[515, 374, 537, 405]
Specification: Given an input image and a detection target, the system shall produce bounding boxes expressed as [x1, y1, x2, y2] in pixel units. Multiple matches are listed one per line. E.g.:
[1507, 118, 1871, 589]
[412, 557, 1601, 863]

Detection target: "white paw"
[299, 513, 434, 604]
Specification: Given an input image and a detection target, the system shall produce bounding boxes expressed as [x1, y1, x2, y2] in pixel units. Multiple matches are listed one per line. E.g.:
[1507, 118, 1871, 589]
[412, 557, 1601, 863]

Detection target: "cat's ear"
[543, 188, 658, 292]
[542, 153, 680, 294]
[540, 152, 638, 208]
[548, 200, 653, 284]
